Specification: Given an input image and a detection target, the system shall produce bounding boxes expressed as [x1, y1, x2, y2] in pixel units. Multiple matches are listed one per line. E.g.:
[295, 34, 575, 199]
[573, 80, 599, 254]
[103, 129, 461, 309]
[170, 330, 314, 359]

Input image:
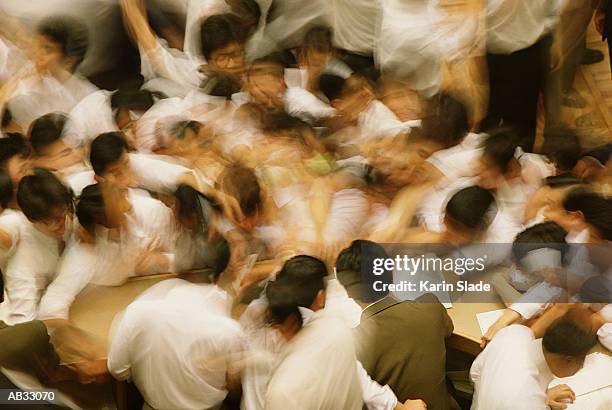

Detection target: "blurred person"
[336, 240, 455, 410]
[471, 317, 596, 410]
[0, 132, 32, 187]
[0, 168, 73, 325]
[37, 181, 176, 320]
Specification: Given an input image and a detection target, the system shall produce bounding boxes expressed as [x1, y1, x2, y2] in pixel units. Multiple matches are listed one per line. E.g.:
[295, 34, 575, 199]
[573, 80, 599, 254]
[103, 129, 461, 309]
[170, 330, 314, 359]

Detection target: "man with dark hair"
[471, 317, 596, 410]
[35, 15, 89, 75]
[541, 128, 582, 174]
[336, 240, 455, 410]
[0, 133, 31, 186]
[0, 169, 72, 324]
[200, 14, 248, 74]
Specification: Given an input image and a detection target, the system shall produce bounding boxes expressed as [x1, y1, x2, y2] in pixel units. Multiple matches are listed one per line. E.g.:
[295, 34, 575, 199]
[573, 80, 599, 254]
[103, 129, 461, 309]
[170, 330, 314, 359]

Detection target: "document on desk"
[549, 353, 612, 396]
[476, 309, 506, 335]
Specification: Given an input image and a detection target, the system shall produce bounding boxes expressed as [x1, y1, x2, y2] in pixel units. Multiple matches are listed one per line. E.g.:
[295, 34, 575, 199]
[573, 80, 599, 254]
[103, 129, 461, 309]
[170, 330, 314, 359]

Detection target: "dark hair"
[37, 15, 89, 71]
[0, 133, 29, 168]
[542, 317, 596, 358]
[110, 89, 155, 112]
[512, 222, 568, 262]
[0, 167, 13, 208]
[76, 183, 105, 234]
[480, 128, 522, 172]
[221, 165, 261, 218]
[541, 128, 582, 171]
[419, 93, 469, 147]
[29, 113, 68, 154]
[201, 72, 242, 98]
[336, 240, 392, 303]
[544, 173, 583, 188]
[580, 275, 612, 304]
[17, 168, 72, 221]
[249, 52, 287, 78]
[211, 238, 231, 278]
[170, 120, 202, 140]
[174, 184, 213, 227]
[90, 132, 128, 176]
[266, 255, 327, 325]
[1, 108, 12, 128]
[563, 190, 612, 241]
[200, 14, 247, 60]
[318, 73, 345, 102]
[445, 186, 496, 229]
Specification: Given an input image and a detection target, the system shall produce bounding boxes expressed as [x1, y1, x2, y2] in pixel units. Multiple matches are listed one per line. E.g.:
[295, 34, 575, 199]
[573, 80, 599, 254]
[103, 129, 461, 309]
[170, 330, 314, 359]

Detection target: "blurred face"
[34, 140, 82, 171]
[5, 154, 32, 186]
[331, 76, 375, 124]
[379, 81, 421, 122]
[247, 64, 286, 109]
[99, 151, 134, 189]
[100, 183, 131, 230]
[33, 35, 65, 75]
[209, 42, 245, 75]
[32, 204, 71, 239]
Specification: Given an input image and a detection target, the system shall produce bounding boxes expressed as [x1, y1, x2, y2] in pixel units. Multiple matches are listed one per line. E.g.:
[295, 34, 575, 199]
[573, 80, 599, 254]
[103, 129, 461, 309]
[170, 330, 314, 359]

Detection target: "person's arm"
[356, 360, 399, 410]
[480, 309, 522, 348]
[530, 303, 572, 339]
[107, 312, 133, 381]
[120, 0, 157, 53]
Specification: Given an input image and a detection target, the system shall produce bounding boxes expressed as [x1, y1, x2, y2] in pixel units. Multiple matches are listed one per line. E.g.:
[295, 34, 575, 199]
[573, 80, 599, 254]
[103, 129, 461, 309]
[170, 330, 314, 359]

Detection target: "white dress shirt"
[37, 190, 176, 320]
[108, 279, 243, 410]
[471, 325, 554, 410]
[0, 212, 63, 325]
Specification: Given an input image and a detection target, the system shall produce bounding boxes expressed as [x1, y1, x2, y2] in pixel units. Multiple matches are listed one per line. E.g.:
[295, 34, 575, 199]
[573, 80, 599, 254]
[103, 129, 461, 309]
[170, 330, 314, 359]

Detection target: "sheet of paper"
[549, 353, 612, 397]
[476, 309, 506, 335]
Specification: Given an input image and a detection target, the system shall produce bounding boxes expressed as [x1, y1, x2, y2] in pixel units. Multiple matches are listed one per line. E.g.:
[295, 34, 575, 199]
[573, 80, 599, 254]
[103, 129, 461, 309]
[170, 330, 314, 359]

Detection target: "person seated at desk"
[37, 181, 175, 320]
[336, 240, 455, 410]
[107, 241, 243, 410]
[0, 169, 73, 325]
[471, 317, 596, 410]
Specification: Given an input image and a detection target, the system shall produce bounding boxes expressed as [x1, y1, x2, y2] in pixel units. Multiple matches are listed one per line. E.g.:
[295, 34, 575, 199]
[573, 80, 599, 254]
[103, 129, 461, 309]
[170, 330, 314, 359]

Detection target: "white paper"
[476, 309, 506, 335]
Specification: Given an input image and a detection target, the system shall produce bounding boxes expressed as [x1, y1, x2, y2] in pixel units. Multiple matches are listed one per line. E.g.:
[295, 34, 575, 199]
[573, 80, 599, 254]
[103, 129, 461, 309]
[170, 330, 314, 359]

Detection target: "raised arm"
[120, 0, 158, 53]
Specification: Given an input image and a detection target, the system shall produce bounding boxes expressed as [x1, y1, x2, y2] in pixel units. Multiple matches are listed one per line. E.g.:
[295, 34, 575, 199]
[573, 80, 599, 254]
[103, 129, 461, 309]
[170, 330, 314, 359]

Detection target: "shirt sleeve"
[139, 38, 204, 91]
[129, 153, 192, 194]
[356, 360, 398, 410]
[509, 282, 561, 319]
[37, 243, 96, 320]
[107, 309, 134, 381]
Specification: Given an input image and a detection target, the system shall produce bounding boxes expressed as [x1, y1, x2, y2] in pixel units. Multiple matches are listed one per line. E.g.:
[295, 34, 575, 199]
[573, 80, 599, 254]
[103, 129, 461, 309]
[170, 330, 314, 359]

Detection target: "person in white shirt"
[37, 181, 177, 320]
[0, 168, 73, 325]
[471, 319, 596, 410]
[107, 268, 243, 410]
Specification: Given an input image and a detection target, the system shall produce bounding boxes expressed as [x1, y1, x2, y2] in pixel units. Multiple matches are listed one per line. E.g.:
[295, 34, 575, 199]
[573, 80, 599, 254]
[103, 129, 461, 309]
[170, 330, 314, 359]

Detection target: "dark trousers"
[481, 36, 552, 151]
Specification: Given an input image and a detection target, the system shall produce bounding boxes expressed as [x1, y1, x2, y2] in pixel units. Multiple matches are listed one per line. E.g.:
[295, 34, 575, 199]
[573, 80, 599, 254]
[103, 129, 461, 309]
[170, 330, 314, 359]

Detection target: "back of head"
[200, 14, 248, 60]
[481, 128, 522, 172]
[17, 168, 72, 221]
[0, 133, 28, 168]
[90, 132, 128, 176]
[76, 183, 105, 234]
[249, 52, 287, 78]
[445, 185, 496, 230]
[419, 93, 469, 148]
[266, 255, 327, 325]
[302, 26, 334, 55]
[318, 73, 345, 102]
[543, 317, 596, 360]
[563, 190, 612, 241]
[37, 15, 89, 71]
[201, 72, 242, 99]
[110, 89, 155, 112]
[336, 240, 392, 303]
[541, 127, 582, 172]
[512, 221, 568, 262]
[220, 165, 261, 218]
[29, 113, 68, 155]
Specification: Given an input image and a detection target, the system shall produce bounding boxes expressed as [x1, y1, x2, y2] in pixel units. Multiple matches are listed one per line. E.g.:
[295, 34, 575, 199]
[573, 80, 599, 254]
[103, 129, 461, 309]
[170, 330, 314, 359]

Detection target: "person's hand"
[546, 384, 575, 410]
[400, 399, 427, 410]
[481, 321, 505, 348]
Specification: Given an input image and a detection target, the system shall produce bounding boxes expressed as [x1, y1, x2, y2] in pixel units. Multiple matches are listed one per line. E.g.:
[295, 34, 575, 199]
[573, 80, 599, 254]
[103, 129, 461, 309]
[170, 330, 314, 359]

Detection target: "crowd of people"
[0, 0, 611, 409]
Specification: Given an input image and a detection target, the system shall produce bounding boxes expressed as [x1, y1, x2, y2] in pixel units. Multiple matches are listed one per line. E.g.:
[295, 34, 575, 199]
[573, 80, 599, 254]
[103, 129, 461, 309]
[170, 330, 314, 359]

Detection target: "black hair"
[221, 165, 261, 218]
[580, 143, 611, 166]
[201, 72, 242, 99]
[200, 14, 248, 60]
[480, 128, 522, 172]
[37, 15, 89, 71]
[336, 240, 392, 303]
[544, 173, 583, 188]
[563, 190, 612, 241]
[1, 108, 12, 128]
[0, 167, 13, 208]
[266, 255, 327, 326]
[318, 73, 345, 102]
[29, 113, 68, 154]
[445, 186, 496, 229]
[211, 238, 231, 278]
[17, 168, 72, 221]
[0, 133, 29, 168]
[419, 93, 469, 148]
[89, 132, 128, 176]
[541, 128, 582, 171]
[512, 222, 568, 262]
[76, 183, 106, 235]
[110, 89, 155, 112]
[542, 317, 596, 358]
[174, 184, 213, 227]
